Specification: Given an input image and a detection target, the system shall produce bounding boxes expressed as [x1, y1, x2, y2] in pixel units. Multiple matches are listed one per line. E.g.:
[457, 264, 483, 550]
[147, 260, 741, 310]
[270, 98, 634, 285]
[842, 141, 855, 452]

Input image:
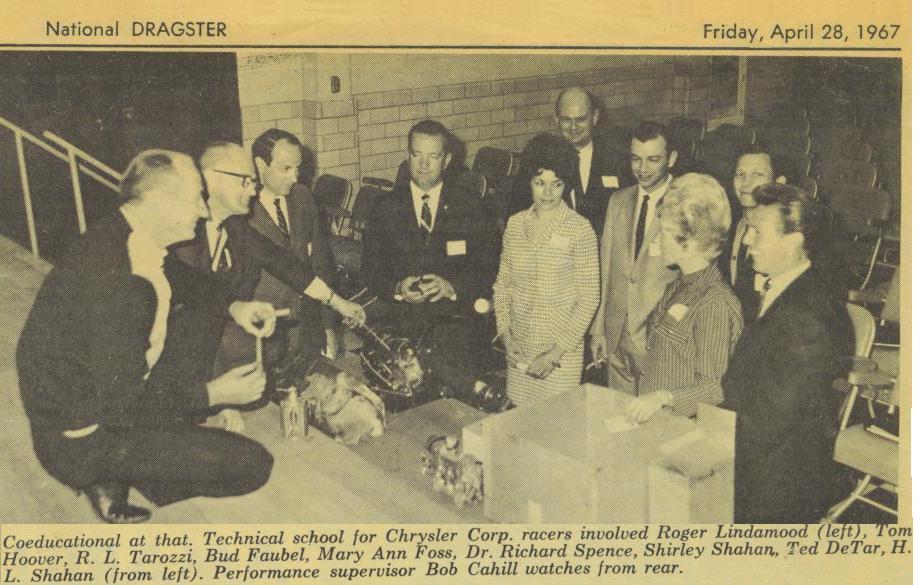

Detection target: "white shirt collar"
[120, 206, 167, 269]
[758, 259, 812, 317]
[638, 174, 672, 203]
[410, 180, 443, 230]
[576, 141, 593, 196]
[258, 187, 289, 228]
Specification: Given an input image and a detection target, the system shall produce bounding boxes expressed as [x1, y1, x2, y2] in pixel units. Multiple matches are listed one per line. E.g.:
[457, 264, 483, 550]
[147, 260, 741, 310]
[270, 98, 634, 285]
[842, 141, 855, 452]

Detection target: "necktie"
[634, 194, 649, 260]
[420, 194, 433, 232]
[758, 277, 773, 316]
[211, 224, 231, 272]
[274, 198, 290, 236]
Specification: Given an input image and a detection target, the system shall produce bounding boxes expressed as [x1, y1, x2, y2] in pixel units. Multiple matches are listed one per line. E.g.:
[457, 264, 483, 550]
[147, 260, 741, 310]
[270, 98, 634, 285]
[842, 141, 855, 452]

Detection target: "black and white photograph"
[0, 52, 902, 526]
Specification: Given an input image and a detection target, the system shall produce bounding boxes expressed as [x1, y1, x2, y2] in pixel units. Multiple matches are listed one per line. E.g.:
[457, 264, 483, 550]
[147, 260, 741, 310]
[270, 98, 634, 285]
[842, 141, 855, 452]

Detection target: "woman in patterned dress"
[625, 173, 743, 423]
[493, 134, 600, 406]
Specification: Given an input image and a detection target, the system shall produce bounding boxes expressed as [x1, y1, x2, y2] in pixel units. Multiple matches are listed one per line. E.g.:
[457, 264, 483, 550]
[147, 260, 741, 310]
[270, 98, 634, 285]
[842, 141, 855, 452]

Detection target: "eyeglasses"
[212, 169, 257, 188]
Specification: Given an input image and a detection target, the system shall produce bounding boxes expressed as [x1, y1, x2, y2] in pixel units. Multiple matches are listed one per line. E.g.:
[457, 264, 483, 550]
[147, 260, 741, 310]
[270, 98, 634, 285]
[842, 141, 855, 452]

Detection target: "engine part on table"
[421, 435, 484, 507]
[352, 322, 426, 400]
[279, 386, 316, 439]
[273, 355, 385, 445]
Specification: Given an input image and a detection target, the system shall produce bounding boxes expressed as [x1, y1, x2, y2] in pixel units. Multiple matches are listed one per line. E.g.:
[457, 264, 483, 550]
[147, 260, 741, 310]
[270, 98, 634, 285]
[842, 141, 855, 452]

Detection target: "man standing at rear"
[591, 121, 679, 392]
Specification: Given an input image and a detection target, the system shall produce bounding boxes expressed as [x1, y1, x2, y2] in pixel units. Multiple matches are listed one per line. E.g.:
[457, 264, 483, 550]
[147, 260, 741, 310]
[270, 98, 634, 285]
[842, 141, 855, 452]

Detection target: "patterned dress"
[493, 204, 600, 406]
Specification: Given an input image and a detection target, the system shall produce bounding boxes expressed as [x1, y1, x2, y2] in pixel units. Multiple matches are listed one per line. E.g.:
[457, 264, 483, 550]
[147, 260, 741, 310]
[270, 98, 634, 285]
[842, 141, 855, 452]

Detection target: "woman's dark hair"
[519, 133, 580, 195]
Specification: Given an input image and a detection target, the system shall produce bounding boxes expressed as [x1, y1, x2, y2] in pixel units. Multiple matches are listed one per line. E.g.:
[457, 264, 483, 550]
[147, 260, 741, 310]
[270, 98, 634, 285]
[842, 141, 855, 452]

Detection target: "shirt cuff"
[304, 277, 333, 301]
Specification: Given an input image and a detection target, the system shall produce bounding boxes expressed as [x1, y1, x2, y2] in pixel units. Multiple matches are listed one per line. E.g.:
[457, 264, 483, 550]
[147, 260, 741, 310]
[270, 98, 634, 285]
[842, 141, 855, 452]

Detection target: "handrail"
[0, 116, 120, 192]
[0, 113, 122, 258]
[43, 131, 123, 181]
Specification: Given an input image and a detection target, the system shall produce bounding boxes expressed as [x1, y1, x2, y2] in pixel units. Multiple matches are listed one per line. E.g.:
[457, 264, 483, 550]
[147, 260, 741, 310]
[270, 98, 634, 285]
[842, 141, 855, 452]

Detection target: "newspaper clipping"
[0, 0, 911, 583]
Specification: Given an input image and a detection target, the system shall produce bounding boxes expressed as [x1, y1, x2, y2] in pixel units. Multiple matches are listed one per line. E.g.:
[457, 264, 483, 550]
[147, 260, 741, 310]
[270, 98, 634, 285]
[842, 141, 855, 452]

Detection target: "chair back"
[347, 184, 388, 237]
[828, 186, 891, 238]
[881, 267, 900, 324]
[473, 146, 515, 182]
[846, 302, 877, 359]
[313, 173, 353, 211]
[817, 158, 878, 192]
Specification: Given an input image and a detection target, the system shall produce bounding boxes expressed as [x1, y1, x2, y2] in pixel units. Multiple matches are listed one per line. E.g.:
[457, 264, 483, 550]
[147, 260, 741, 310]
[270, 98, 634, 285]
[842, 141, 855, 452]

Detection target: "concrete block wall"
[237, 54, 731, 196]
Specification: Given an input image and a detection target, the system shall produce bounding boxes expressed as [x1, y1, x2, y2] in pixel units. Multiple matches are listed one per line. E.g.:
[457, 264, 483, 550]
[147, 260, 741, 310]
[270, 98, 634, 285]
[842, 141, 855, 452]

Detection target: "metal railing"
[0, 114, 120, 259]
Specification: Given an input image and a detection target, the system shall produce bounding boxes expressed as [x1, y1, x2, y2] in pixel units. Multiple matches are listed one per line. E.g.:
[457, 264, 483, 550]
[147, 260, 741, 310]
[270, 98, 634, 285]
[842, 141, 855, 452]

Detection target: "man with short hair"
[172, 143, 364, 420]
[590, 121, 679, 392]
[362, 119, 499, 397]
[244, 130, 337, 365]
[17, 150, 278, 523]
[509, 87, 630, 235]
[722, 183, 851, 523]
[724, 146, 788, 322]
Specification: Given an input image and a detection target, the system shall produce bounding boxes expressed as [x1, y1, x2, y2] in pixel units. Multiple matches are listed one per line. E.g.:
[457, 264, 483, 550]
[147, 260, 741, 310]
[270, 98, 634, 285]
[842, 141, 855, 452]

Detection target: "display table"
[465, 384, 734, 523]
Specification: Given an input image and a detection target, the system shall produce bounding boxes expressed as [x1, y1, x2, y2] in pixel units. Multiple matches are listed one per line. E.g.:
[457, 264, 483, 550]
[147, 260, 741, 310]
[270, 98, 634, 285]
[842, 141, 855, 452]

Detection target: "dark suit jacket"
[249, 184, 336, 346]
[721, 267, 852, 523]
[361, 178, 499, 313]
[17, 212, 216, 434]
[509, 135, 631, 236]
[171, 214, 319, 372]
[720, 220, 761, 324]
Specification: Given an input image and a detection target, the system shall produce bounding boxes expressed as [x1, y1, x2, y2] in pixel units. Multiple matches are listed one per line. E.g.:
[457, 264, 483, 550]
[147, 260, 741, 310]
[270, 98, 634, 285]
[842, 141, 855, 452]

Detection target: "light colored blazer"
[590, 183, 678, 354]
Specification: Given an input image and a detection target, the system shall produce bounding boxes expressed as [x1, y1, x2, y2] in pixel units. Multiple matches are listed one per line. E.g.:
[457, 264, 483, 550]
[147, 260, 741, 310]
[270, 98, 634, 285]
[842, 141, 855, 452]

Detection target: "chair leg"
[824, 474, 872, 523]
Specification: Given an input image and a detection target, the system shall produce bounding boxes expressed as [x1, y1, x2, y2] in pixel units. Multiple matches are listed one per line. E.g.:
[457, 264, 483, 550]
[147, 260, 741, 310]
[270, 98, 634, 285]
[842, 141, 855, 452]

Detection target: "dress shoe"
[83, 483, 151, 524]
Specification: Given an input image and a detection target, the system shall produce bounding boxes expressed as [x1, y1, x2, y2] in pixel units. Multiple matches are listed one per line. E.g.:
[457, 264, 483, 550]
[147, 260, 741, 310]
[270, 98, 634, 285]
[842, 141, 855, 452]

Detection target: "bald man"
[509, 87, 631, 235]
[171, 143, 365, 427]
[17, 150, 279, 523]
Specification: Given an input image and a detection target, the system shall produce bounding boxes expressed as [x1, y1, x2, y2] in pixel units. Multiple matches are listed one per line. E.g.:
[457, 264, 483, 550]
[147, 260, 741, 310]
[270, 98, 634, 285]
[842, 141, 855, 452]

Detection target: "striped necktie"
[274, 197, 290, 236]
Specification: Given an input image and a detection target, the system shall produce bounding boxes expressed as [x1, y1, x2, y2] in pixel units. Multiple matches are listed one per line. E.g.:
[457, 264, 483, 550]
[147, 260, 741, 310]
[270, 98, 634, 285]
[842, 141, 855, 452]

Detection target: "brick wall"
[237, 54, 716, 195]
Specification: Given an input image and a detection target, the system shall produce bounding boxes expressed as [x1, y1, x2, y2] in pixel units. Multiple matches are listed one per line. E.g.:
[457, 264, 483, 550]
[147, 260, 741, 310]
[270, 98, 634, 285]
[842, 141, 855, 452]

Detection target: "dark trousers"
[31, 424, 273, 506]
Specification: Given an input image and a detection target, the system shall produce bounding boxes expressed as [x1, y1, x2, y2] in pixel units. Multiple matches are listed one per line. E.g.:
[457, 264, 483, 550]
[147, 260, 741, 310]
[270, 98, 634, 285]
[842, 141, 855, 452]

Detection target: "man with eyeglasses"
[171, 142, 365, 431]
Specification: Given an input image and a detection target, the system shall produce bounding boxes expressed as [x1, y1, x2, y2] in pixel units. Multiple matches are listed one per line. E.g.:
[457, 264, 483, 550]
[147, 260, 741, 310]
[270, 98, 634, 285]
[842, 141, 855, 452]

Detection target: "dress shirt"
[633, 175, 672, 253]
[258, 188, 290, 233]
[121, 206, 170, 375]
[758, 259, 812, 318]
[410, 180, 443, 232]
[640, 262, 743, 416]
[576, 141, 594, 199]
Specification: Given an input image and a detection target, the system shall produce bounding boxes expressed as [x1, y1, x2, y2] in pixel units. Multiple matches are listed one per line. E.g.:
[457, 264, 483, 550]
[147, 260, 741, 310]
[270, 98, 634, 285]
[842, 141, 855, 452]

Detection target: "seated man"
[17, 150, 279, 523]
[721, 183, 853, 523]
[361, 119, 500, 400]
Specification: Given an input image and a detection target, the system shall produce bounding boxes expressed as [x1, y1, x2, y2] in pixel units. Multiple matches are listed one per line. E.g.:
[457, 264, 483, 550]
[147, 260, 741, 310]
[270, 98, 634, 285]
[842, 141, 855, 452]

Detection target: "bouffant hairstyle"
[519, 133, 580, 195]
[659, 172, 732, 258]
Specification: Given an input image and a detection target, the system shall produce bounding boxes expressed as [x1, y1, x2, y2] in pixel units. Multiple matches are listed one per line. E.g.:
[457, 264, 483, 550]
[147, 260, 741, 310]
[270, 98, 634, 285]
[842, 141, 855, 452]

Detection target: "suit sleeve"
[448, 197, 500, 308]
[735, 310, 837, 448]
[81, 276, 209, 427]
[590, 195, 616, 337]
[243, 223, 317, 301]
[361, 196, 403, 300]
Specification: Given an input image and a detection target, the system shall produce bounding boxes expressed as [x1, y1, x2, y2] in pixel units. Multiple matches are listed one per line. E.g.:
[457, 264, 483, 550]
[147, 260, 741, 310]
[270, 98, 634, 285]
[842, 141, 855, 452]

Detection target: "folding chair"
[670, 117, 705, 140]
[810, 124, 863, 161]
[312, 173, 353, 234]
[817, 157, 877, 193]
[823, 303, 898, 522]
[706, 123, 755, 148]
[768, 102, 808, 122]
[330, 183, 389, 275]
[828, 186, 891, 289]
[473, 146, 516, 183]
[798, 176, 819, 201]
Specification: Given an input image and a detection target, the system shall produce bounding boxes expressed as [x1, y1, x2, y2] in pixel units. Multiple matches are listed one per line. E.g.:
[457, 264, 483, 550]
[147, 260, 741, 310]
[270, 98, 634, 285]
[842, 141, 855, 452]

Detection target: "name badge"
[667, 303, 689, 321]
[306, 242, 313, 257]
[548, 233, 570, 250]
[601, 175, 620, 189]
[446, 240, 467, 256]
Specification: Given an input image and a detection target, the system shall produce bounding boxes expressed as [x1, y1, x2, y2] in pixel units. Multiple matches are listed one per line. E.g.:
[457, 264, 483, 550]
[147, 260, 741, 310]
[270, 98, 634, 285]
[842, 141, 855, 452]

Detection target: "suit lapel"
[251, 198, 291, 249]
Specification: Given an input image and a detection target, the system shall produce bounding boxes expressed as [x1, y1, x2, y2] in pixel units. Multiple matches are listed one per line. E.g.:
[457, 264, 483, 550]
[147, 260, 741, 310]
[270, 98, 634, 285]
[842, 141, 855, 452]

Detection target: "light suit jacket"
[590, 183, 677, 354]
